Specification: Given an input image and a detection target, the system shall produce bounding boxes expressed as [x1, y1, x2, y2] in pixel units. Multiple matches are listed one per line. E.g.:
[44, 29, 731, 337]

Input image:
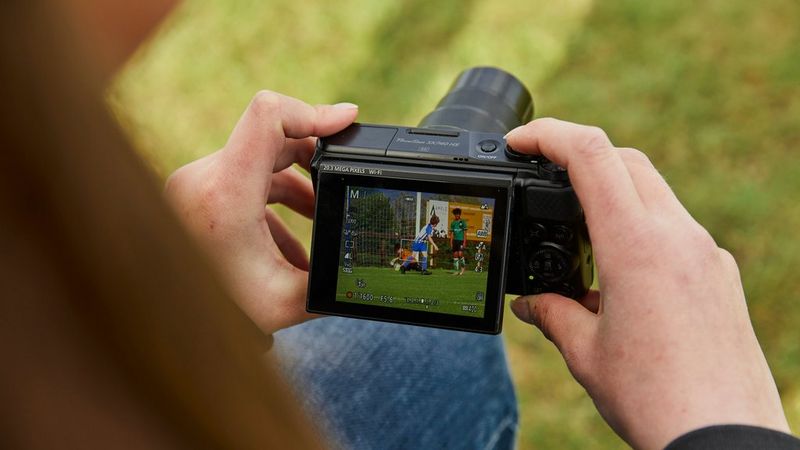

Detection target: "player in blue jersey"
[401, 215, 440, 275]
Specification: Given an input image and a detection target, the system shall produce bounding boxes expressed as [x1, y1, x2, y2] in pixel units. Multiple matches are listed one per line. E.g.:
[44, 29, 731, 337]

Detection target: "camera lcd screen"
[307, 166, 512, 334]
[336, 186, 496, 318]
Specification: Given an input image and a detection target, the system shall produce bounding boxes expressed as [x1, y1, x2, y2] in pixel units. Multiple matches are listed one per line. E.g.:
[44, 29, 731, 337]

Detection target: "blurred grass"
[111, 0, 800, 448]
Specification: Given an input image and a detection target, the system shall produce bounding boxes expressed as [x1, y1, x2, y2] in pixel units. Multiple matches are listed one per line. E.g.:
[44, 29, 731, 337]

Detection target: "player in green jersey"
[449, 208, 468, 275]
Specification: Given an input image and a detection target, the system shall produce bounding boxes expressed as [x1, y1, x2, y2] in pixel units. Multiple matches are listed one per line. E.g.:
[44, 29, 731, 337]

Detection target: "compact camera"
[306, 67, 593, 334]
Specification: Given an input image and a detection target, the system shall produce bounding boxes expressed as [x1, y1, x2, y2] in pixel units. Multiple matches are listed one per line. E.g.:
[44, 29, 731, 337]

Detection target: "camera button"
[552, 226, 574, 244]
[478, 140, 499, 153]
[526, 223, 548, 241]
[528, 245, 575, 282]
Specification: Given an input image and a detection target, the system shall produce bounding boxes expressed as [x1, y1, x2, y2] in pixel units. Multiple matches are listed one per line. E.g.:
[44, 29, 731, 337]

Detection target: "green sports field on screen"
[336, 267, 489, 317]
[336, 185, 495, 318]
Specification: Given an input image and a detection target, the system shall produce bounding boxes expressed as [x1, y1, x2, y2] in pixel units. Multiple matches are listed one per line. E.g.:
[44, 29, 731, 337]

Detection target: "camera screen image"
[337, 185, 496, 318]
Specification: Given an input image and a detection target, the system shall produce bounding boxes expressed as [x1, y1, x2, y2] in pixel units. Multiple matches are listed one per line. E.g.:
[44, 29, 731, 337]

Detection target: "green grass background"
[111, 0, 800, 447]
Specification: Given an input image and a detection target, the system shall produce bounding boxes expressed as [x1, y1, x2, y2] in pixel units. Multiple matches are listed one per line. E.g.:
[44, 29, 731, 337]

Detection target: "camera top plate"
[321, 123, 562, 175]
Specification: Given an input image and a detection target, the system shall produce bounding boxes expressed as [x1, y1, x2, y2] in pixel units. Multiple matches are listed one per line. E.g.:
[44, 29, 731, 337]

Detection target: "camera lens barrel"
[418, 67, 533, 134]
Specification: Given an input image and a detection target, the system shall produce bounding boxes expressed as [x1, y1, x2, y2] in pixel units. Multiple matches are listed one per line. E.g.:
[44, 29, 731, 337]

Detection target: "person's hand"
[165, 91, 358, 335]
[506, 119, 790, 450]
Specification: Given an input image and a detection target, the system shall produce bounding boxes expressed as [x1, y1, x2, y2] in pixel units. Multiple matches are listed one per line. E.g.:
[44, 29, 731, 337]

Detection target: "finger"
[220, 91, 358, 202]
[280, 137, 316, 173]
[217, 233, 317, 335]
[272, 97, 358, 169]
[616, 147, 688, 218]
[268, 167, 315, 219]
[243, 229, 319, 333]
[510, 293, 597, 354]
[506, 118, 645, 238]
[250, 261, 319, 333]
[264, 207, 309, 271]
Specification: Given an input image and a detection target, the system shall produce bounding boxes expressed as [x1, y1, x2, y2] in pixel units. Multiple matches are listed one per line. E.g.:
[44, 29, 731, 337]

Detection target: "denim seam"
[481, 413, 518, 450]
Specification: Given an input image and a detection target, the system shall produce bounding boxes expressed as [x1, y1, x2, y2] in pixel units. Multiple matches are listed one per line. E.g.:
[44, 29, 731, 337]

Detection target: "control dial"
[527, 243, 578, 283]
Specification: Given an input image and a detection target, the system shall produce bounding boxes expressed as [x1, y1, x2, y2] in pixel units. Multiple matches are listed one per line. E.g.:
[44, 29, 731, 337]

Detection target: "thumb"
[510, 293, 597, 351]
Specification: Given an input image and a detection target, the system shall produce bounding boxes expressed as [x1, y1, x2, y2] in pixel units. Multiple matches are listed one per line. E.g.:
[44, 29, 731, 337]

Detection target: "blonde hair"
[0, 1, 321, 448]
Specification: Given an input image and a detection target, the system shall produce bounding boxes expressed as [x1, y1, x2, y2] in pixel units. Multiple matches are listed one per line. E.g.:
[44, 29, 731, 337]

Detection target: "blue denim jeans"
[274, 317, 518, 450]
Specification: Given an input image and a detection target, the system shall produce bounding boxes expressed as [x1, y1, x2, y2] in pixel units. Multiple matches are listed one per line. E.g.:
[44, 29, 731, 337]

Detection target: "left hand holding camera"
[165, 91, 358, 335]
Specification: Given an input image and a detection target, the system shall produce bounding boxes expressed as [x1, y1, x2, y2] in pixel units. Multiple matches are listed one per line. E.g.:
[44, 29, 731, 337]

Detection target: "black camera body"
[306, 68, 592, 334]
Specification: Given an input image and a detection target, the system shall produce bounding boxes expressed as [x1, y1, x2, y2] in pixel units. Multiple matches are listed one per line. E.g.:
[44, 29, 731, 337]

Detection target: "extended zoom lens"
[418, 67, 533, 134]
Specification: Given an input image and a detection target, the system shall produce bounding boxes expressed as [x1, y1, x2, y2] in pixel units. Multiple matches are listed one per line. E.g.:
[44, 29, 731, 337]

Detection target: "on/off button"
[478, 140, 499, 153]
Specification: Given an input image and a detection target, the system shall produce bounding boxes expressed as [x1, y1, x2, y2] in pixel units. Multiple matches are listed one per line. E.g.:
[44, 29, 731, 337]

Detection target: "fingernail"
[333, 102, 358, 109]
[510, 297, 531, 322]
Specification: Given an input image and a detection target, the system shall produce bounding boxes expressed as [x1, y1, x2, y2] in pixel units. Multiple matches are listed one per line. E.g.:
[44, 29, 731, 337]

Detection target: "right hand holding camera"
[507, 118, 790, 449]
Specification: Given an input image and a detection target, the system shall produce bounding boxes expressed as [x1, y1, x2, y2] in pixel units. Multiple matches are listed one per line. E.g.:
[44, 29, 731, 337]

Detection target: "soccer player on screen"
[401, 215, 440, 275]
[391, 242, 420, 271]
[450, 208, 468, 275]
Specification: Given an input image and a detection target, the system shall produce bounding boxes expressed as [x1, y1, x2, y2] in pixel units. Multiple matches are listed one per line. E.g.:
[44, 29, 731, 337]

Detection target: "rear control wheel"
[527, 244, 577, 283]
